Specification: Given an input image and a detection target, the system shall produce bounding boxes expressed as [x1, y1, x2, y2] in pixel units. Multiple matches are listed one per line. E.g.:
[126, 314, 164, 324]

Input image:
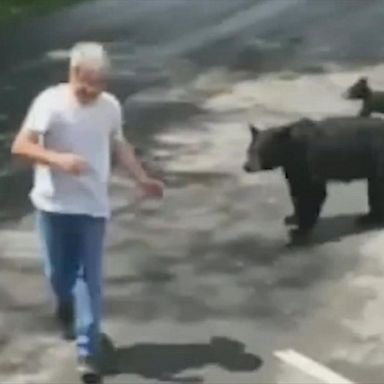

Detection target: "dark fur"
[345, 77, 384, 117]
[244, 117, 384, 235]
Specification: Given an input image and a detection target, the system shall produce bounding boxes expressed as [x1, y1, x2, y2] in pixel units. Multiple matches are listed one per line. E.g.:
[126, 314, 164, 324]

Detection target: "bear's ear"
[249, 124, 259, 138]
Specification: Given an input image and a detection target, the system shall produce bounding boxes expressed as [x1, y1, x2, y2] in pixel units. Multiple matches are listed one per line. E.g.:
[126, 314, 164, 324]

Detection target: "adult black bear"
[344, 77, 384, 117]
[243, 117, 384, 236]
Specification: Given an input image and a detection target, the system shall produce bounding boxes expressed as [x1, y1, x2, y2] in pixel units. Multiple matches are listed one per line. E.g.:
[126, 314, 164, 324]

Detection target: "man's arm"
[113, 140, 152, 182]
[113, 139, 163, 197]
[11, 130, 88, 175]
[12, 88, 88, 175]
[109, 94, 163, 196]
[12, 129, 59, 166]
[11, 89, 59, 166]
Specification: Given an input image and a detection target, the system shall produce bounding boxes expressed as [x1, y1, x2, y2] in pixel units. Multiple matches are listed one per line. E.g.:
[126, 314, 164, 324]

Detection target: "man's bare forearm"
[11, 132, 59, 167]
[114, 141, 150, 183]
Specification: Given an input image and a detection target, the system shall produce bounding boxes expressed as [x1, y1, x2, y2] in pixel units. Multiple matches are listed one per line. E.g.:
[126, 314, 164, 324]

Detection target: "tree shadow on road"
[99, 334, 262, 383]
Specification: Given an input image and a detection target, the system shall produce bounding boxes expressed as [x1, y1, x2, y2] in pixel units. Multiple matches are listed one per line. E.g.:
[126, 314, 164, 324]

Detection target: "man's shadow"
[99, 334, 263, 383]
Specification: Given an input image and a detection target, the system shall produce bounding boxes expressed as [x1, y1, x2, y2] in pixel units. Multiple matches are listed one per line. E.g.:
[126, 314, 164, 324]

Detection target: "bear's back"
[292, 117, 384, 181]
[292, 117, 384, 145]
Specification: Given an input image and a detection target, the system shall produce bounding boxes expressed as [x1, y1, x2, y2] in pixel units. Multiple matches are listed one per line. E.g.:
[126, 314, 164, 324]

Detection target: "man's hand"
[52, 153, 88, 175]
[138, 177, 164, 198]
[113, 141, 164, 197]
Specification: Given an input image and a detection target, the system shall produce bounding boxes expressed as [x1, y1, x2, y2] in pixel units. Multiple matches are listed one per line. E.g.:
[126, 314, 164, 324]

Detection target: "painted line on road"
[274, 349, 354, 384]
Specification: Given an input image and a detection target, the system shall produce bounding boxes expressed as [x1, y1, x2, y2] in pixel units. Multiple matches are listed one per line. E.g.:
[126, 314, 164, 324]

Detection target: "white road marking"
[274, 349, 354, 384]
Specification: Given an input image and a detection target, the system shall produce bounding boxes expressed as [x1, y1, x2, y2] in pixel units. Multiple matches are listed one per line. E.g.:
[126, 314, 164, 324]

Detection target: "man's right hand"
[11, 130, 88, 175]
[52, 153, 88, 175]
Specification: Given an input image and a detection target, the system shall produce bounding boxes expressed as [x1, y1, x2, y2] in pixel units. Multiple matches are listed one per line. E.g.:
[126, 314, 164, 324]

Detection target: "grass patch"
[0, 0, 86, 25]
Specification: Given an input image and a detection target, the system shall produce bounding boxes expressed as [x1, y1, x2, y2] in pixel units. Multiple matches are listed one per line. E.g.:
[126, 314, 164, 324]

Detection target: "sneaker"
[55, 301, 75, 341]
[77, 356, 101, 384]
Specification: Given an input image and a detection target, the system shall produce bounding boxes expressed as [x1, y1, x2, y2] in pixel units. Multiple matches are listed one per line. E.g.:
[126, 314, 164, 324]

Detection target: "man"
[11, 42, 163, 382]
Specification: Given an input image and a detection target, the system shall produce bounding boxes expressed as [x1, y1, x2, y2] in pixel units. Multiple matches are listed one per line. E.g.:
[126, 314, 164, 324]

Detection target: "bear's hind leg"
[357, 177, 384, 226]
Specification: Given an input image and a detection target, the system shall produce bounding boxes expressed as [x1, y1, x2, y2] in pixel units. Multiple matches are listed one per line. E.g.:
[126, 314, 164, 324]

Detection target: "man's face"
[71, 66, 106, 104]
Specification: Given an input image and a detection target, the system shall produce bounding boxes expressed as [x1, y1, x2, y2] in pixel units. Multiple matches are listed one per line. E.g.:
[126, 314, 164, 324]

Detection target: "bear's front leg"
[283, 170, 300, 227]
[359, 102, 371, 117]
[284, 213, 298, 226]
[291, 182, 327, 236]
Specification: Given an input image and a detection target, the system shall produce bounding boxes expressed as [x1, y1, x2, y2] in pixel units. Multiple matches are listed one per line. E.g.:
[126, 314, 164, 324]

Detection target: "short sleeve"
[109, 95, 125, 143]
[21, 89, 53, 135]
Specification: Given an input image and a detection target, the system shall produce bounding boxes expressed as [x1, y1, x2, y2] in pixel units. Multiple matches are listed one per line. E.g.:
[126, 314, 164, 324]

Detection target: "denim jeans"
[36, 210, 106, 357]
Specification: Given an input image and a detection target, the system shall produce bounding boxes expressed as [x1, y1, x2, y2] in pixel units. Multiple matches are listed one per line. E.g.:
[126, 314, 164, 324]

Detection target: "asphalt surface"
[2, 1, 384, 383]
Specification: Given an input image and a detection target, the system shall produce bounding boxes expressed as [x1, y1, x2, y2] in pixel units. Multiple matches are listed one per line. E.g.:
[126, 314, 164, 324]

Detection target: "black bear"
[243, 117, 384, 236]
[344, 77, 384, 117]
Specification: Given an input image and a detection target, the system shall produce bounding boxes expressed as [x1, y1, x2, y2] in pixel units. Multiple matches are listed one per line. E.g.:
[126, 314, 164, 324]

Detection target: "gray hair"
[70, 42, 110, 72]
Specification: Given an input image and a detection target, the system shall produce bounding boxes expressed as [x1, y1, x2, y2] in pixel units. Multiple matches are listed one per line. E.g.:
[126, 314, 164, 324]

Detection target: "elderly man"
[11, 42, 163, 381]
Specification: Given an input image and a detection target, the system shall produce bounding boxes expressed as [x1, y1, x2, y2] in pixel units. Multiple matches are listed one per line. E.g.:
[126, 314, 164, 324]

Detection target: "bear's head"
[243, 124, 290, 173]
[344, 77, 370, 100]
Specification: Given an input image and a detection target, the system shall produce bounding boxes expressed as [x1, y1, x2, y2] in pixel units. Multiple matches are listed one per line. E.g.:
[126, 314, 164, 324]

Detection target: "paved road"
[2, 1, 384, 383]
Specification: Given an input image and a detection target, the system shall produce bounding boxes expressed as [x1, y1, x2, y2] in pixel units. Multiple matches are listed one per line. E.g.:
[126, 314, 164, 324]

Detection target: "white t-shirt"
[22, 83, 125, 218]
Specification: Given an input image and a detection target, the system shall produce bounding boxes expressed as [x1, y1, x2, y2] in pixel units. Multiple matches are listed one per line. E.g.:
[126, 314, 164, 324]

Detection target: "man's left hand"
[139, 178, 164, 198]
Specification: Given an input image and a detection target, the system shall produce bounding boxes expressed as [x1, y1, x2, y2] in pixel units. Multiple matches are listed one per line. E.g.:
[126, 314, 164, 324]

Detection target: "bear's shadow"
[98, 334, 263, 382]
[288, 213, 379, 247]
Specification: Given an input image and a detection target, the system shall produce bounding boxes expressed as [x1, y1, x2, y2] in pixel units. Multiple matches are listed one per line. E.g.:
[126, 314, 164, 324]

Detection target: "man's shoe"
[77, 356, 101, 384]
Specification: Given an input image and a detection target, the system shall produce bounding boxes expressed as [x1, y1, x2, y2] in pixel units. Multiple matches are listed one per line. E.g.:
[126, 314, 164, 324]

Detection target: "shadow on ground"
[99, 334, 262, 383]
[288, 213, 379, 247]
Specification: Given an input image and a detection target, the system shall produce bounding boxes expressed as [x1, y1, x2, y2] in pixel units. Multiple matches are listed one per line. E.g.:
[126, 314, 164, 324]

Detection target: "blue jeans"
[36, 210, 106, 357]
